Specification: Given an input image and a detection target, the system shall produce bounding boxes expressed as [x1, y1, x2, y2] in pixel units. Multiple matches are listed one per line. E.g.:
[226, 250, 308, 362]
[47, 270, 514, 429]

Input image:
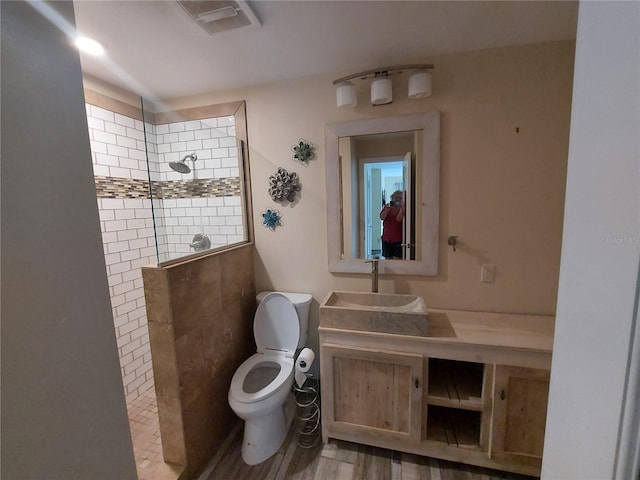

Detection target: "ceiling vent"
[177, 0, 260, 35]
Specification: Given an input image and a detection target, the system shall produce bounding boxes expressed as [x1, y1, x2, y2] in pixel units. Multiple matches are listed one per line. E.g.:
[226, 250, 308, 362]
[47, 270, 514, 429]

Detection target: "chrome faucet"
[190, 233, 211, 251]
[365, 258, 379, 293]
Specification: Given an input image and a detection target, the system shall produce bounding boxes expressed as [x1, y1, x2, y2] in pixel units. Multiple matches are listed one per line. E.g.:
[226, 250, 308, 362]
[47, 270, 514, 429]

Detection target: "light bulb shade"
[371, 77, 393, 105]
[336, 82, 357, 108]
[408, 71, 432, 98]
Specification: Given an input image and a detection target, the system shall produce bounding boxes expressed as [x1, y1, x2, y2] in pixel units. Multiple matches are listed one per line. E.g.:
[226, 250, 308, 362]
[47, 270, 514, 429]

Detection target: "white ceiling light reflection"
[74, 36, 104, 56]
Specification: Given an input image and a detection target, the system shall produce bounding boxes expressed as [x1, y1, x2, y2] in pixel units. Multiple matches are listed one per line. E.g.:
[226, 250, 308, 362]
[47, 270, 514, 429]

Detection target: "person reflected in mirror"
[380, 190, 405, 259]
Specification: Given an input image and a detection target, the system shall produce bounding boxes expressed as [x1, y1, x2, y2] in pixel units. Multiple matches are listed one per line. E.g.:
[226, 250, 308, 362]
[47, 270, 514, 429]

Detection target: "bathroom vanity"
[319, 297, 554, 477]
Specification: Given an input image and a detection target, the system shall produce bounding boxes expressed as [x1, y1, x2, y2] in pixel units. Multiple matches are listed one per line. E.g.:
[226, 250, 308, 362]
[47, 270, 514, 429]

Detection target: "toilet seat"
[230, 354, 293, 404]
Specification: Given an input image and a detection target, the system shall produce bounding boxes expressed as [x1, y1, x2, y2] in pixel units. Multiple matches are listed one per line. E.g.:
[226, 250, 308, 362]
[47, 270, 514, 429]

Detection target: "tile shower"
[87, 101, 156, 403]
[85, 93, 246, 404]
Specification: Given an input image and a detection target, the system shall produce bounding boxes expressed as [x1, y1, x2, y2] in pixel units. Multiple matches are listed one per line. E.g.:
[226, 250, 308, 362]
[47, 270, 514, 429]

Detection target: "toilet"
[228, 291, 312, 465]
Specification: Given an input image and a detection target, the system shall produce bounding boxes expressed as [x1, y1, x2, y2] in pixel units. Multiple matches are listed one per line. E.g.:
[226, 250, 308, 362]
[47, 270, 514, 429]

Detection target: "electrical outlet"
[481, 264, 496, 283]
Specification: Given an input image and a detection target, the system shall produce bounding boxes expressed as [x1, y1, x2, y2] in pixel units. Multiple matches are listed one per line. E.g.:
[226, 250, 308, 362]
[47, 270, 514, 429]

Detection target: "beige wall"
[159, 41, 574, 351]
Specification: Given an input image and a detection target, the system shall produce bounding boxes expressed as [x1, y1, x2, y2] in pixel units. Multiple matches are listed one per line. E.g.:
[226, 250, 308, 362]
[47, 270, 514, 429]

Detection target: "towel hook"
[447, 236, 459, 252]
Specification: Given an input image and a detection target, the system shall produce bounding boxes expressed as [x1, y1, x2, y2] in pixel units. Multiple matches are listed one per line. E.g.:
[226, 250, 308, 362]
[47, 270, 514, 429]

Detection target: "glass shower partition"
[140, 99, 252, 266]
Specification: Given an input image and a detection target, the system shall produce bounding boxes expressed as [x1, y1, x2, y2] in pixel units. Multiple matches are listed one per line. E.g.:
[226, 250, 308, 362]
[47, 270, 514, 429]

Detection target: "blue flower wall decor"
[261, 207, 282, 231]
[292, 139, 315, 165]
[268, 167, 301, 203]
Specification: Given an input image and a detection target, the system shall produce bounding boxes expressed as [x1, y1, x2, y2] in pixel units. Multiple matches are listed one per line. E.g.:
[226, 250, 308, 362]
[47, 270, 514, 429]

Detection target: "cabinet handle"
[415, 378, 420, 389]
[500, 389, 506, 401]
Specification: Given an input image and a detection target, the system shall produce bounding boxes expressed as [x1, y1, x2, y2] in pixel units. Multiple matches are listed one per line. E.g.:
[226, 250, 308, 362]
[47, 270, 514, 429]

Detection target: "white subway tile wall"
[153, 113, 244, 263]
[97, 196, 156, 403]
[86, 104, 246, 403]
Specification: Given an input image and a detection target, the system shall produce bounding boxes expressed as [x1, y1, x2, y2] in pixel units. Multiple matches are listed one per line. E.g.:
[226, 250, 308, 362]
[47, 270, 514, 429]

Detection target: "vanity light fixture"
[336, 81, 358, 108]
[333, 64, 433, 108]
[371, 76, 393, 105]
[408, 71, 432, 98]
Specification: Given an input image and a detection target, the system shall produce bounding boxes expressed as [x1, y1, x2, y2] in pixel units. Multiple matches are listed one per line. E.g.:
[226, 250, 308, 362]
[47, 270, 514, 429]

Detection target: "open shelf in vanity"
[426, 406, 482, 449]
[425, 358, 485, 449]
[427, 358, 484, 410]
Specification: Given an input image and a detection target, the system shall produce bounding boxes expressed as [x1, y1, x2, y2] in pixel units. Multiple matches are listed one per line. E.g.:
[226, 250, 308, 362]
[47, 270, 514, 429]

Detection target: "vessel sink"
[320, 291, 428, 336]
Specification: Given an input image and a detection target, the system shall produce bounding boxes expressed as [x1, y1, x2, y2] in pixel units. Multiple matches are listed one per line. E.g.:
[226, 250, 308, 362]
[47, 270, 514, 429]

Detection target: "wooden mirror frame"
[325, 112, 440, 276]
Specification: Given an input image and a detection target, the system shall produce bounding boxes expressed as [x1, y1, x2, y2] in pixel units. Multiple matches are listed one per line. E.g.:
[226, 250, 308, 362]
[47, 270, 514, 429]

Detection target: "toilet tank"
[256, 291, 312, 348]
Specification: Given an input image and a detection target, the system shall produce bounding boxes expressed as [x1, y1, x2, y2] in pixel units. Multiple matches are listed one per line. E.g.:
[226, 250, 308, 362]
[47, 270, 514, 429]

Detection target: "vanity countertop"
[425, 308, 554, 352]
[319, 307, 555, 354]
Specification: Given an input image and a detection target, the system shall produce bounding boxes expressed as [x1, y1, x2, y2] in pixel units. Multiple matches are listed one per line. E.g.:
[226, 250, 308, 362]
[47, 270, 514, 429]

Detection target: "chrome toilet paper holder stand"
[293, 374, 320, 448]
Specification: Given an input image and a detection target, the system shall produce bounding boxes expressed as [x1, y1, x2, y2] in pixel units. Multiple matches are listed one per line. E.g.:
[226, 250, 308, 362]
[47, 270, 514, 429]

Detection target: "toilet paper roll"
[295, 348, 315, 373]
[295, 348, 315, 388]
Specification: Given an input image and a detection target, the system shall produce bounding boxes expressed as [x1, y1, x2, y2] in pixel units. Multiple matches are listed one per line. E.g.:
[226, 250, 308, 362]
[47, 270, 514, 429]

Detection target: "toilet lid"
[254, 293, 300, 356]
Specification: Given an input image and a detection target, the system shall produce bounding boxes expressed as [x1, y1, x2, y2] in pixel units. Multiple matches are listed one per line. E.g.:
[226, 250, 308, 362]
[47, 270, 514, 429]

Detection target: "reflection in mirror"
[340, 132, 416, 260]
[326, 112, 440, 276]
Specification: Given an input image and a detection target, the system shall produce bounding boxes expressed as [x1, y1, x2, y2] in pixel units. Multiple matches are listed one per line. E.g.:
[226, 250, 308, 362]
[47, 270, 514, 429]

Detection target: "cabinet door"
[491, 365, 550, 469]
[321, 344, 423, 446]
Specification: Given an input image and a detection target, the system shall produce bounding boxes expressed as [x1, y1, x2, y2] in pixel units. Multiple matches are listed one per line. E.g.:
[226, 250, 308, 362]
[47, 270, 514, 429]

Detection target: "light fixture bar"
[332, 64, 434, 85]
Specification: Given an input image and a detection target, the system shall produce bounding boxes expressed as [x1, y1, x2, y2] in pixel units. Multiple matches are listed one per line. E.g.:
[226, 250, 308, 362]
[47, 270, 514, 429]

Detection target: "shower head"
[169, 159, 191, 174]
[169, 153, 197, 174]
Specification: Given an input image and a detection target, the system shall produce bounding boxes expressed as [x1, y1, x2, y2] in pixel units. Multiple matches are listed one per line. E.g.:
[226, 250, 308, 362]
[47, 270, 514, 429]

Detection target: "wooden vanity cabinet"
[320, 344, 423, 450]
[491, 365, 551, 468]
[319, 308, 554, 477]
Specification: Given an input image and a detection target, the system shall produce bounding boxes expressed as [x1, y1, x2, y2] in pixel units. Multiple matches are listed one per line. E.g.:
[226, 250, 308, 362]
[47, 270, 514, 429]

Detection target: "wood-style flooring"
[196, 420, 537, 480]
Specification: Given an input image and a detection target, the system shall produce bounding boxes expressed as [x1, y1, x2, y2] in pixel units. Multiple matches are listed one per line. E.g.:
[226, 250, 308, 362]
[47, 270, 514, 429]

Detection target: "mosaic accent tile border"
[95, 176, 150, 199]
[95, 176, 241, 199]
[153, 178, 241, 199]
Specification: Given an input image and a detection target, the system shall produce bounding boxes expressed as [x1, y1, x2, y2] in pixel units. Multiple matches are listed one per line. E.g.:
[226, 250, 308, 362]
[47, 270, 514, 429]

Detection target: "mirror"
[325, 112, 440, 275]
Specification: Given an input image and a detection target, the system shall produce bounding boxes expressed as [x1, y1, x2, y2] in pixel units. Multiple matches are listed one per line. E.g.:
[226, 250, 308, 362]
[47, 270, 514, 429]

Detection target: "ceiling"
[73, 0, 578, 101]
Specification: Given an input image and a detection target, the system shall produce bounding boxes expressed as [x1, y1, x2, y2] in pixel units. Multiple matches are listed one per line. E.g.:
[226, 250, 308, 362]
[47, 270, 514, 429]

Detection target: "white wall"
[542, 2, 640, 478]
[0, 1, 137, 478]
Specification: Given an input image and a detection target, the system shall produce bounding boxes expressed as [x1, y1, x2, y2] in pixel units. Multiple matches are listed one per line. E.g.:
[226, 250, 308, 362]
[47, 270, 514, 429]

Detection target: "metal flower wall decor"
[292, 139, 315, 165]
[261, 207, 282, 231]
[268, 167, 301, 203]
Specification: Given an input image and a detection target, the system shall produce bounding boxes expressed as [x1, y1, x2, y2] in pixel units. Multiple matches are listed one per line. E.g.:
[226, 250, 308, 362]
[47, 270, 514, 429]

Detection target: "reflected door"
[364, 168, 383, 258]
[361, 157, 407, 259]
[402, 152, 412, 260]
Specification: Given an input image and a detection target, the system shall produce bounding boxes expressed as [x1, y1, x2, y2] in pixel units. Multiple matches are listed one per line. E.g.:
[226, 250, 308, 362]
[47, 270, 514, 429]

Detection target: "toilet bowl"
[228, 292, 306, 465]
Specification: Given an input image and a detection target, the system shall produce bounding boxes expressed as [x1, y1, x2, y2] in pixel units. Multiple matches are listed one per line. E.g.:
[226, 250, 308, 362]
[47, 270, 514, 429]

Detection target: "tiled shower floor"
[126, 387, 182, 480]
